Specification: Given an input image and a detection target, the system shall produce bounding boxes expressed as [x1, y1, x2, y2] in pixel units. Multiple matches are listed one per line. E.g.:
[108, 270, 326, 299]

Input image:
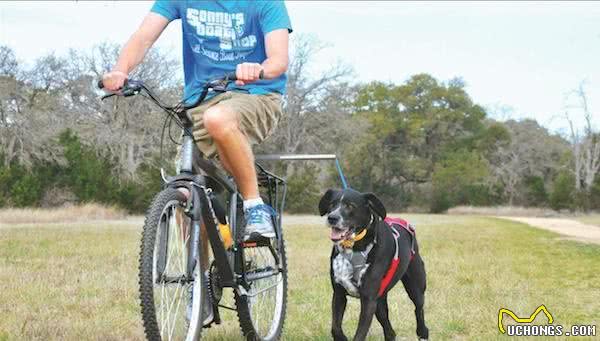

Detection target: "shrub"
[430, 150, 490, 212]
[549, 172, 575, 211]
[285, 165, 321, 214]
[591, 176, 600, 210]
[117, 162, 164, 213]
[523, 176, 548, 207]
[0, 163, 47, 208]
[59, 130, 121, 204]
[10, 173, 43, 207]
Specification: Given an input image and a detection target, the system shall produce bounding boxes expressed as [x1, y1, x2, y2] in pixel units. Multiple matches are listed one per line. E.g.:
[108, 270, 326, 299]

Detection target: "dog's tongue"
[330, 228, 345, 241]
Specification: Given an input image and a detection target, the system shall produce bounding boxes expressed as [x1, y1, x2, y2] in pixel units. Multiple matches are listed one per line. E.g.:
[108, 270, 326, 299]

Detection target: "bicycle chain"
[207, 261, 223, 304]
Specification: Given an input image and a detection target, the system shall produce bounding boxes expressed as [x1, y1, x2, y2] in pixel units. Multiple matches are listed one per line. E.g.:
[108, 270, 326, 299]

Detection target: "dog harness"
[379, 217, 416, 297]
[332, 242, 374, 297]
[332, 217, 416, 298]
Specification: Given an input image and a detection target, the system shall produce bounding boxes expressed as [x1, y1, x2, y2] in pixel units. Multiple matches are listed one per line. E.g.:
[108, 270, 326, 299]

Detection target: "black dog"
[319, 188, 429, 341]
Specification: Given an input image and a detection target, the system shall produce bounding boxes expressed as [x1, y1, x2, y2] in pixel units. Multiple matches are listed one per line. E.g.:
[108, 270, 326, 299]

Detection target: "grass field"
[1, 215, 599, 340]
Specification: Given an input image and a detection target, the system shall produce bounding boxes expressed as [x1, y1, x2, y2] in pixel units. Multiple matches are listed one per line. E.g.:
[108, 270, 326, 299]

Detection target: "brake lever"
[210, 80, 228, 92]
[209, 75, 236, 92]
[99, 81, 142, 100]
[101, 93, 117, 100]
[122, 88, 141, 97]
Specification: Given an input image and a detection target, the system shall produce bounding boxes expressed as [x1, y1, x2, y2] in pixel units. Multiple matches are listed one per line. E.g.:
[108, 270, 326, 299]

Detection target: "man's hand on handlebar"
[101, 70, 128, 91]
[235, 63, 264, 86]
[96, 70, 264, 105]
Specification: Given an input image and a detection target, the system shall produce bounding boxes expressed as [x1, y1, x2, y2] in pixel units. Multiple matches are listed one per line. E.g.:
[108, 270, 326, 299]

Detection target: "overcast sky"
[1, 1, 599, 133]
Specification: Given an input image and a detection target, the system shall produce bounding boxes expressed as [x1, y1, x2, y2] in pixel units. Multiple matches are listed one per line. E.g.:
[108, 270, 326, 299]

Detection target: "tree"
[67, 42, 182, 179]
[0, 46, 18, 77]
[344, 74, 499, 208]
[488, 119, 569, 205]
[564, 83, 600, 192]
[431, 150, 490, 212]
[0, 46, 69, 168]
[256, 34, 357, 176]
[549, 171, 575, 211]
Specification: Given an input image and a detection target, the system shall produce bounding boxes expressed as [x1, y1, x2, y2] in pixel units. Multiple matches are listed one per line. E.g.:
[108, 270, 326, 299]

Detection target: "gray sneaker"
[244, 204, 276, 240]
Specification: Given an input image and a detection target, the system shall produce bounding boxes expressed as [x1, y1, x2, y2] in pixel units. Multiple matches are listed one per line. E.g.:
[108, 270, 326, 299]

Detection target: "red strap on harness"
[377, 217, 416, 297]
[378, 258, 400, 297]
[384, 217, 414, 233]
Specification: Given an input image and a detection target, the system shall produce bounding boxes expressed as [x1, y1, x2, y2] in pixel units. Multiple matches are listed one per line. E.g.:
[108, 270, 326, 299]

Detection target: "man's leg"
[202, 102, 276, 239]
[203, 104, 259, 200]
[183, 93, 280, 324]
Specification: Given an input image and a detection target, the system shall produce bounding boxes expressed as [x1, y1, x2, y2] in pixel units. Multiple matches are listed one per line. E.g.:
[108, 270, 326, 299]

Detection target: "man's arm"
[102, 13, 170, 91]
[235, 29, 289, 86]
[262, 29, 290, 79]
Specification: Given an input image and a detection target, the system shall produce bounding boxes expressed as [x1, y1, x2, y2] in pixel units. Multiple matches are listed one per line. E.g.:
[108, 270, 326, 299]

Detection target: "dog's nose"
[328, 215, 340, 225]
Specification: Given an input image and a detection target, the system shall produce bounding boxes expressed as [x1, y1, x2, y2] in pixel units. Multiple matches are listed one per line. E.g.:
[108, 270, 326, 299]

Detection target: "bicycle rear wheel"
[139, 188, 205, 341]
[235, 233, 287, 341]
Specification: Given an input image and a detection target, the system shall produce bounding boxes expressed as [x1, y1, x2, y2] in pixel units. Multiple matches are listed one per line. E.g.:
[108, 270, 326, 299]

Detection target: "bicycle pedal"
[243, 233, 273, 245]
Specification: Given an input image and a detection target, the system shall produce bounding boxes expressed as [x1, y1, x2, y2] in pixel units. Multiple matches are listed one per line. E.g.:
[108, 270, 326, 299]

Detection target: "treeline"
[1, 36, 599, 214]
[341, 79, 599, 212]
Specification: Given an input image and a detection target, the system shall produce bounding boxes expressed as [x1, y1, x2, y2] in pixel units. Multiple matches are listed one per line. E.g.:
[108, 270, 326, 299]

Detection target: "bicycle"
[99, 74, 288, 341]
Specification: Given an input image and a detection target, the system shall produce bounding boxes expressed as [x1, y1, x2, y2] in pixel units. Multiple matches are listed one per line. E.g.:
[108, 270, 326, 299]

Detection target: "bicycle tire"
[234, 232, 288, 341]
[139, 188, 205, 341]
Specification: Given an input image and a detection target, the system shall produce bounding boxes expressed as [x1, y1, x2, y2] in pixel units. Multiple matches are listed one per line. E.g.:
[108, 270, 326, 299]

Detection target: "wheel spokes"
[245, 244, 283, 338]
[153, 202, 193, 340]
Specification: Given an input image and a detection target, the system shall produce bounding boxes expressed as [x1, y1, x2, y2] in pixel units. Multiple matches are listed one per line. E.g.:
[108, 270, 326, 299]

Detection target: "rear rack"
[254, 154, 338, 222]
[255, 162, 287, 231]
[255, 153, 348, 192]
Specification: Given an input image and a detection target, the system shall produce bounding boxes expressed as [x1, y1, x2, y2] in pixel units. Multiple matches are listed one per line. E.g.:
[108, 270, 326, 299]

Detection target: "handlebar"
[96, 70, 264, 163]
[97, 70, 263, 91]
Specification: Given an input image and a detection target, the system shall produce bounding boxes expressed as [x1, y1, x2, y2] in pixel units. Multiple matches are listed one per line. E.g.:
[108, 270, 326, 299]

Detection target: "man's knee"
[203, 105, 239, 140]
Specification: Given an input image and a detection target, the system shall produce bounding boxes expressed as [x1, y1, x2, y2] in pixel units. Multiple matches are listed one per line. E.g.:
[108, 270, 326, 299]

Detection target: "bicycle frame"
[101, 76, 288, 337]
[163, 115, 287, 292]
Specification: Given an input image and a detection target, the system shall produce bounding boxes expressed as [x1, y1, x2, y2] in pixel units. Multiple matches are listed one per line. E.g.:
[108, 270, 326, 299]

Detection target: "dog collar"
[340, 228, 367, 249]
[339, 214, 374, 249]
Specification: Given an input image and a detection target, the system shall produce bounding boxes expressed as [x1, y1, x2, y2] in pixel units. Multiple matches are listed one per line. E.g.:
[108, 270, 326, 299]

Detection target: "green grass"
[1, 215, 599, 340]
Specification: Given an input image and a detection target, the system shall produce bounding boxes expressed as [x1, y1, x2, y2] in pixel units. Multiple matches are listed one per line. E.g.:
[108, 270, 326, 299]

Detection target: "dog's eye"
[343, 202, 355, 209]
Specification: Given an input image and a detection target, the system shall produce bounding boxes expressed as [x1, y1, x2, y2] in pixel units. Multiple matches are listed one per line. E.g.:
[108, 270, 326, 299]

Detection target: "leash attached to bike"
[255, 154, 350, 189]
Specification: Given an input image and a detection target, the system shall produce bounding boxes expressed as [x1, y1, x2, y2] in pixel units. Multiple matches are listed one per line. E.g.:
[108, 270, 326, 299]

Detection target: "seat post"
[180, 134, 195, 173]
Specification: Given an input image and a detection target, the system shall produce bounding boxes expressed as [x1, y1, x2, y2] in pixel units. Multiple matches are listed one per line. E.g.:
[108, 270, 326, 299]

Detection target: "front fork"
[187, 219, 202, 279]
[172, 180, 235, 287]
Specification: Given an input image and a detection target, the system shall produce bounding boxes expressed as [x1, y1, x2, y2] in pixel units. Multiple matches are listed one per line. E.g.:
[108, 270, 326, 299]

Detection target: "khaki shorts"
[186, 91, 283, 162]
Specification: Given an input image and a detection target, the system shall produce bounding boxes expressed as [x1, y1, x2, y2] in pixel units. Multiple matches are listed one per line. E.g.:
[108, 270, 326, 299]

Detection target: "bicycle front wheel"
[235, 234, 288, 341]
[139, 188, 205, 341]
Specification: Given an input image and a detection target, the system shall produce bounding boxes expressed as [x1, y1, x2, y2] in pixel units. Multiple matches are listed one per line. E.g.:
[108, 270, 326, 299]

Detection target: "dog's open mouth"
[330, 227, 352, 242]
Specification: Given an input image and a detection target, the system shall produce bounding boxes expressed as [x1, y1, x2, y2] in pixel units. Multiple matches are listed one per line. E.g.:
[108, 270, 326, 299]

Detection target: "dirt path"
[497, 216, 600, 245]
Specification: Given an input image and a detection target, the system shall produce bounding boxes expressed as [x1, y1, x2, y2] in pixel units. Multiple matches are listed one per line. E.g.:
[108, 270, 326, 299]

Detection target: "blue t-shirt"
[151, 0, 292, 105]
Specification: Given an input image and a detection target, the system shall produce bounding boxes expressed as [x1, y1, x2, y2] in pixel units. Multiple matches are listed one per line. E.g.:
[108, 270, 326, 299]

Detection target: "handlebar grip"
[97, 79, 129, 90]
[224, 70, 265, 82]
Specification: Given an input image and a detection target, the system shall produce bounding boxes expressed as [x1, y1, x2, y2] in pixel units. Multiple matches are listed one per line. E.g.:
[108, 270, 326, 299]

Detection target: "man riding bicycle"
[102, 0, 291, 328]
[102, 1, 292, 240]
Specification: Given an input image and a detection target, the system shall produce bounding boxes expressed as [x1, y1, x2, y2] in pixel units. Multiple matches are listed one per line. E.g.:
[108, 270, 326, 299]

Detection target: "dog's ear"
[364, 192, 386, 219]
[318, 189, 338, 216]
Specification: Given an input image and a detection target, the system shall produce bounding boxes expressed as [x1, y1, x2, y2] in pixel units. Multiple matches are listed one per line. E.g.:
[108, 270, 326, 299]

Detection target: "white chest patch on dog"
[332, 244, 374, 298]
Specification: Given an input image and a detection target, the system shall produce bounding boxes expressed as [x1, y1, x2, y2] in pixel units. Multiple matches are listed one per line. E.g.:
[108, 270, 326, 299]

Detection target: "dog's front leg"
[352, 296, 378, 341]
[332, 286, 348, 341]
